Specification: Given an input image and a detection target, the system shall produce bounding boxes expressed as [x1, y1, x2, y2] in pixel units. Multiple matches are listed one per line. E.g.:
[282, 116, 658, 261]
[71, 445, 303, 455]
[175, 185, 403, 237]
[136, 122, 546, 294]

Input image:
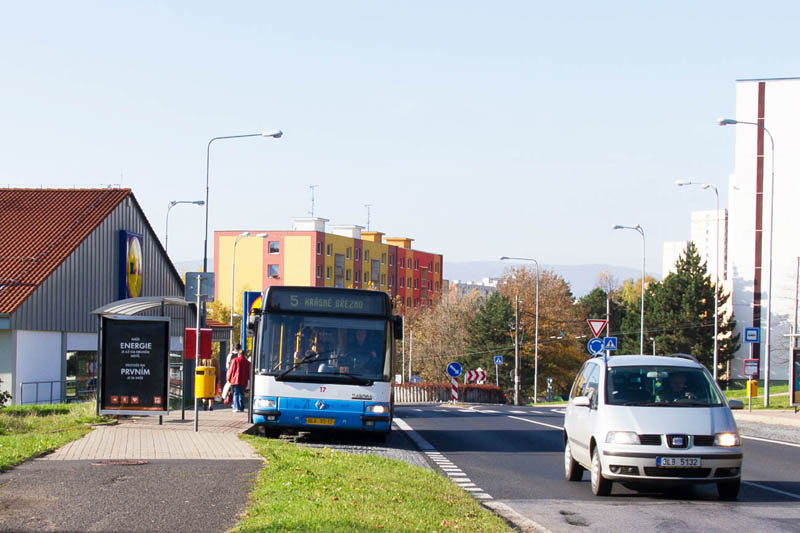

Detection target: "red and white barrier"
[451, 378, 458, 402]
[464, 369, 487, 384]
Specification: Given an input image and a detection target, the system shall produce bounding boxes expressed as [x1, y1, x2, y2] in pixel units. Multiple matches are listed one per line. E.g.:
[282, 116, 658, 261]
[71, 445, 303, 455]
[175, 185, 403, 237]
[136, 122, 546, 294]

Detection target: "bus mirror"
[246, 311, 260, 335]
[392, 316, 403, 340]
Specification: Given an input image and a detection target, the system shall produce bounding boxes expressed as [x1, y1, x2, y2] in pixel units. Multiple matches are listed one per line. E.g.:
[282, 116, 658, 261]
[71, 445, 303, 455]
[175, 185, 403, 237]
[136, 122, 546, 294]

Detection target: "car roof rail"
[668, 353, 700, 363]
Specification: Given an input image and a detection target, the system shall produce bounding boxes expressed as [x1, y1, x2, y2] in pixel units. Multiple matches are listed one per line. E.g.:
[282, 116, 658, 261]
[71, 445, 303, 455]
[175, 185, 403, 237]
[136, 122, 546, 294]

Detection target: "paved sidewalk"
[733, 408, 800, 428]
[44, 406, 258, 461]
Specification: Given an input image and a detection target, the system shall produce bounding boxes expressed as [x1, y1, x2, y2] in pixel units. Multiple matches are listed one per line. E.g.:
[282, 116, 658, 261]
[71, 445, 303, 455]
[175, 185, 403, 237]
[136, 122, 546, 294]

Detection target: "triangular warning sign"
[587, 319, 608, 337]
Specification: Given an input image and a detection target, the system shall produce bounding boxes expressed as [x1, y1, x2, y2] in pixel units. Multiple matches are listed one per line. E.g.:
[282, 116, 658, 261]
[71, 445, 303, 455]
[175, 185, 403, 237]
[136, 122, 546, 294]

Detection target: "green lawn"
[0, 402, 109, 471]
[236, 436, 511, 532]
[724, 384, 793, 409]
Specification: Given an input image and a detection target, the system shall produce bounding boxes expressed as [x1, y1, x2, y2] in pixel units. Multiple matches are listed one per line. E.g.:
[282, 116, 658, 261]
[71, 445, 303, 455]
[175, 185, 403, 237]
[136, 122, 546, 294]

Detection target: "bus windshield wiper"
[334, 374, 373, 386]
[275, 351, 335, 379]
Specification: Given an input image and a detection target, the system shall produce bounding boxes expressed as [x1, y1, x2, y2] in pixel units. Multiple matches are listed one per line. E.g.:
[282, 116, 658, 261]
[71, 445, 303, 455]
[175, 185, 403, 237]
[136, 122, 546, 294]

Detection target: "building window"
[364, 249, 370, 261]
[326, 266, 332, 279]
[346, 247, 352, 260]
[381, 273, 386, 286]
[317, 242, 322, 255]
[407, 297, 412, 307]
[414, 279, 418, 289]
[435, 281, 439, 291]
[429, 280, 432, 290]
[326, 243, 332, 256]
[408, 276, 412, 287]
[407, 258, 412, 268]
[355, 270, 361, 283]
[355, 248, 361, 261]
[381, 253, 386, 265]
[414, 298, 419, 307]
[364, 271, 370, 283]
[268, 241, 280, 254]
[389, 255, 394, 266]
[389, 275, 394, 287]
[316, 265, 322, 278]
[427, 262, 432, 272]
[435, 262, 439, 273]
[414, 259, 419, 270]
[268, 264, 279, 278]
[400, 277, 404, 288]
[346, 269, 351, 281]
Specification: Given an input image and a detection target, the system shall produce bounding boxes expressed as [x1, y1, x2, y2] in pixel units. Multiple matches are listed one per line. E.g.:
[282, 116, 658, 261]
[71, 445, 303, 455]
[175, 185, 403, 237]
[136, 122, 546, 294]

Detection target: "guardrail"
[18, 380, 96, 405]
[393, 382, 505, 404]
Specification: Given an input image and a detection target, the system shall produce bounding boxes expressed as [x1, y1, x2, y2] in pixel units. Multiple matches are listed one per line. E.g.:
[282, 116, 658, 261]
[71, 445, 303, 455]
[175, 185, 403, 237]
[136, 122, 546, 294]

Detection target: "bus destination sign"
[268, 288, 388, 316]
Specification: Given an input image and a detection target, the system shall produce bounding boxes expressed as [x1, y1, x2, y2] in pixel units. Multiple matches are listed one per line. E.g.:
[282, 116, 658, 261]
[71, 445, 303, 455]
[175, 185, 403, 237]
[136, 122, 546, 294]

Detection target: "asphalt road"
[396, 404, 800, 532]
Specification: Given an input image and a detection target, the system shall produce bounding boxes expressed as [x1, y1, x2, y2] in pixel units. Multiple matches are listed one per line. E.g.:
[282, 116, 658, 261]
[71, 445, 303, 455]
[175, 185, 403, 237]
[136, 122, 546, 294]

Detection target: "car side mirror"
[728, 399, 744, 410]
[573, 396, 591, 408]
[392, 316, 403, 340]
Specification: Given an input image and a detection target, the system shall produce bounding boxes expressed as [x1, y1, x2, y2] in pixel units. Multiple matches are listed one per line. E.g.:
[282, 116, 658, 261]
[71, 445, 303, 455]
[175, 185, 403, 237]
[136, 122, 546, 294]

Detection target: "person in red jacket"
[226, 350, 251, 412]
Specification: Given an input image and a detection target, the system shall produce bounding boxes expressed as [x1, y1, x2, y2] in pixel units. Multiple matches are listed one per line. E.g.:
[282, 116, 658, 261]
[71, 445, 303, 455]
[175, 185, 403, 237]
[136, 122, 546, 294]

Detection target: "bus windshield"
[259, 313, 389, 382]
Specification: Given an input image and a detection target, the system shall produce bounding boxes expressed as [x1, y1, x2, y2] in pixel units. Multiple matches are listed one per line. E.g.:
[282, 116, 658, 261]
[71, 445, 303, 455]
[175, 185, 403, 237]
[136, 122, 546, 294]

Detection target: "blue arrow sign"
[446, 362, 463, 378]
[744, 327, 760, 343]
[603, 336, 618, 351]
[587, 337, 604, 355]
[494, 355, 503, 366]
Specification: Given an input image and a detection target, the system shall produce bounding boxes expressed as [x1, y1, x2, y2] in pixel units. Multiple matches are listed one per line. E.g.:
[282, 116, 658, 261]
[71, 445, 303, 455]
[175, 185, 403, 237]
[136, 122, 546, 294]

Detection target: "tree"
[466, 292, 514, 386]
[578, 287, 626, 339]
[621, 243, 740, 373]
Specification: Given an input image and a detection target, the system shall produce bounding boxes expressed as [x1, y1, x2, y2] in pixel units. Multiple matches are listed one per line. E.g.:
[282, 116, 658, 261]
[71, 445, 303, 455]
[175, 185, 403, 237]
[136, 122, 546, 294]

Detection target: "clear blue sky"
[2, 2, 799, 275]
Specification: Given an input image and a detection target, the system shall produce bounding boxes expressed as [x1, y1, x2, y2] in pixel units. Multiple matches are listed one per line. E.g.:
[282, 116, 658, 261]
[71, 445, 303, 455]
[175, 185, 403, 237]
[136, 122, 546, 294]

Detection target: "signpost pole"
[496, 362, 499, 387]
[194, 287, 201, 433]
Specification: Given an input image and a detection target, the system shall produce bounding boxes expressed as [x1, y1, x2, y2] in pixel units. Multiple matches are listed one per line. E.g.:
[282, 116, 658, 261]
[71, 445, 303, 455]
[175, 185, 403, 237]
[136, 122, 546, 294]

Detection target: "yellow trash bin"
[195, 365, 216, 399]
[747, 380, 758, 398]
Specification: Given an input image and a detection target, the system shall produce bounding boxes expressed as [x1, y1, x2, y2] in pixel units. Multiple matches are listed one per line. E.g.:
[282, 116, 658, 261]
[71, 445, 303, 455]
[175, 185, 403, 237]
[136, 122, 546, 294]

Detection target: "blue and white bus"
[248, 286, 401, 440]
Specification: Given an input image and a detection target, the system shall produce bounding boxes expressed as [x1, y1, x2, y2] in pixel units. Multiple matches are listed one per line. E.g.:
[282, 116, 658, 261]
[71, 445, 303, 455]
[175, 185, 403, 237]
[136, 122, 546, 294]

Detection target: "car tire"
[717, 479, 740, 500]
[564, 440, 584, 481]
[591, 447, 612, 496]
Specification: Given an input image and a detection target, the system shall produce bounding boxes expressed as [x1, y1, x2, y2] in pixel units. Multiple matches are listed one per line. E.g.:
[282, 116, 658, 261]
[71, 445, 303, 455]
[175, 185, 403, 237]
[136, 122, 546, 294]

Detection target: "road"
[395, 403, 800, 532]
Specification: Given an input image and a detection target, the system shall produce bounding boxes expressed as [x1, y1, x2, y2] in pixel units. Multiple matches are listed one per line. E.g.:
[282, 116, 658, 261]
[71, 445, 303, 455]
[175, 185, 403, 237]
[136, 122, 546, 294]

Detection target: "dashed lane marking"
[743, 481, 800, 500]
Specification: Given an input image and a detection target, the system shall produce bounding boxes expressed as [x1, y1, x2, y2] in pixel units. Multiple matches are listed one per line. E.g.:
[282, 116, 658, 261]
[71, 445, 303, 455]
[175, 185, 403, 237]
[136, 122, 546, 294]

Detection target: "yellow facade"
[217, 235, 265, 315]
[284, 236, 311, 286]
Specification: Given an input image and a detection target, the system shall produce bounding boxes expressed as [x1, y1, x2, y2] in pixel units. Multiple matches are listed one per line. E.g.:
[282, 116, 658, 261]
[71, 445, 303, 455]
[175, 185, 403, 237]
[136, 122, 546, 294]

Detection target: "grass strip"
[236, 436, 511, 532]
[0, 402, 108, 471]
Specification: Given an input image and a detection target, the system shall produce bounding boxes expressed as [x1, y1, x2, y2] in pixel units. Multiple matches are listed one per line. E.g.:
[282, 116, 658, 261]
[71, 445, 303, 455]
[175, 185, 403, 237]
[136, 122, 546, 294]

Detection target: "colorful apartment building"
[214, 217, 443, 316]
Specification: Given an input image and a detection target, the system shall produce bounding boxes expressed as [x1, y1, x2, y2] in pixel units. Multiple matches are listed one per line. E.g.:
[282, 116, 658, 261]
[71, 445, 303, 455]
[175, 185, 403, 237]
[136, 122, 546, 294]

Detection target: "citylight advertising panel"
[118, 230, 144, 299]
[242, 290, 262, 351]
[100, 316, 169, 415]
[792, 347, 800, 407]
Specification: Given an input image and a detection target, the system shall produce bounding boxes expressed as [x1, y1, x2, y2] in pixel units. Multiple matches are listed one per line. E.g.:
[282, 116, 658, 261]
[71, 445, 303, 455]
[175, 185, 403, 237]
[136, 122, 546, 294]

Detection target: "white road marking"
[508, 415, 564, 431]
[509, 410, 527, 414]
[414, 408, 423, 412]
[459, 409, 473, 413]
[463, 486, 482, 491]
[393, 417, 434, 451]
[456, 481, 475, 487]
[551, 408, 565, 414]
[743, 481, 800, 500]
[742, 435, 800, 449]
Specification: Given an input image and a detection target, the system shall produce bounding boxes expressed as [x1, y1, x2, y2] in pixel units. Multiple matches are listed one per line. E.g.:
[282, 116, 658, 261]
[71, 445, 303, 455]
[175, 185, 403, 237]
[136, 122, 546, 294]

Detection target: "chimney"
[292, 217, 328, 232]
[386, 237, 414, 249]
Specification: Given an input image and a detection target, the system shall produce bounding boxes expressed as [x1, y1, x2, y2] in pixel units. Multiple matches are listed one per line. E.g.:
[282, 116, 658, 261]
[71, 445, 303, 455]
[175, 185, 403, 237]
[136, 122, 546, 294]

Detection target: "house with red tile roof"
[0, 188, 187, 404]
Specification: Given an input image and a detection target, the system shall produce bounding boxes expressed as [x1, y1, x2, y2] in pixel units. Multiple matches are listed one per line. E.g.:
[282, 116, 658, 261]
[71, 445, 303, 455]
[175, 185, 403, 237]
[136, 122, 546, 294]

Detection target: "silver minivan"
[563, 354, 743, 499]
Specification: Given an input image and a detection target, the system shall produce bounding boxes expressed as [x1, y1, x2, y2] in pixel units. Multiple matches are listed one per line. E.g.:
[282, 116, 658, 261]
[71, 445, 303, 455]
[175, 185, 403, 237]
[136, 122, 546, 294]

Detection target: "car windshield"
[258, 313, 389, 382]
[606, 365, 724, 406]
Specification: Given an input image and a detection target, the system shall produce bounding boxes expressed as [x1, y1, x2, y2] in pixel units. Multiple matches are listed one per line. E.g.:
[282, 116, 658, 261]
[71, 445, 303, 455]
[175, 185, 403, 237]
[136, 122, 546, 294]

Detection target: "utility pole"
[309, 185, 319, 217]
[514, 295, 520, 406]
[409, 328, 413, 380]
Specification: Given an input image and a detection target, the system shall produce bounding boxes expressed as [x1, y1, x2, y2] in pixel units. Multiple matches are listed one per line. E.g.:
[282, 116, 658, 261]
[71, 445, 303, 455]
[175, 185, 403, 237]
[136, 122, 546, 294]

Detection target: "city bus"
[248, 286, 402, 440]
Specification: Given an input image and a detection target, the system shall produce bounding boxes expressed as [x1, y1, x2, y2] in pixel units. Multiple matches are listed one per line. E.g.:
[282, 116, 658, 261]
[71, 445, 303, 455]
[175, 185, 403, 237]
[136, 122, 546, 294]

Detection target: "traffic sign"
[587, 319, 608, 337]
[744, 358, 759, 377]
[587, 337, 604, 355]
[185, 272, 215, 302]
[464, 369, 487, 383]
[603, 337, 618, 351]
[494, 355, 503, 366]
[446, 362, 463, 378]
[744, 327, 760, 343]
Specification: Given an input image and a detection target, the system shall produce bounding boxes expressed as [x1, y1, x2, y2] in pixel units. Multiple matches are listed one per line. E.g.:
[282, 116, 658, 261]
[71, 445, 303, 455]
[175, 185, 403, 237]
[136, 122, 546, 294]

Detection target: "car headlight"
[605, 431, 640, 445]
[366, 404, 389, 414]
[254, 398, 277, 409]
[714, 432, 740, 447]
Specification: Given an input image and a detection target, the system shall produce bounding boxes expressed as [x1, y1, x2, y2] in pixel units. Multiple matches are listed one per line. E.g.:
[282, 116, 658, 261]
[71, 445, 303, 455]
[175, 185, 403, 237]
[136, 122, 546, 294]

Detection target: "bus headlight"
[714, 432, 739, 447]
[366, 404, 389, 415]
[254, 397, 277, 409]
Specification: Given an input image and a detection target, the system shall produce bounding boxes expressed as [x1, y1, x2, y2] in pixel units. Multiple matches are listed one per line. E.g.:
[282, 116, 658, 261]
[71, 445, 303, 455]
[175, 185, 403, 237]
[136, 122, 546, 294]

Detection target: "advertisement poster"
[242, 290, 262, 351]
[100, 316, 169, 415]
[793, 348, 800, 406]
[118, 230, 144, 299]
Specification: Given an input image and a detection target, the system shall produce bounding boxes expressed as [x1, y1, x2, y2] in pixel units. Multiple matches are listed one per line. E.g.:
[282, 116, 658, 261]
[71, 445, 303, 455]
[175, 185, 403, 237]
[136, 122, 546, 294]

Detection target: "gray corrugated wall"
[10, 197, 191, 335]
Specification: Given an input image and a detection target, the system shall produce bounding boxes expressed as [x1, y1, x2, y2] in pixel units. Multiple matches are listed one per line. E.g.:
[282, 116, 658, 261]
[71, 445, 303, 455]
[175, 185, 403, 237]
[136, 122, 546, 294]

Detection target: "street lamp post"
[230, 232, 268, 347]
[718, 117, 775, 406]
[676, 180, 720, 381]
[613, 225, 646, 355]
[202, 131, 282, 272]
[165, 200, 204, 254]
[500, 256, 539, 404]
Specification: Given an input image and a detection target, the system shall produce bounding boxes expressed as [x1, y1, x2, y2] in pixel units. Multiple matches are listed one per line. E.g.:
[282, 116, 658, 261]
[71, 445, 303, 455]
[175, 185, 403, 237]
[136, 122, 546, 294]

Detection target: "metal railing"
[18, 379, 95, 405]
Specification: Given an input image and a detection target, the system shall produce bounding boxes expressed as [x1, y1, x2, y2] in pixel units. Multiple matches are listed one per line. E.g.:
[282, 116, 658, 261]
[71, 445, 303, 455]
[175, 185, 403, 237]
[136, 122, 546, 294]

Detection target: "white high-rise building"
[726, 77, 800, 381]
[662, 241, 688, 278]
[691, 209, 728, 283]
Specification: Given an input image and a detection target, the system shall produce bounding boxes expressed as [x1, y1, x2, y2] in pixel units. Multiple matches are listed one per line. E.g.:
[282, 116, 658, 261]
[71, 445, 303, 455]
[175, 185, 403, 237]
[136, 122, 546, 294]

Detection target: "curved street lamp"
[676, 180, 721, 381]
[165, 200, 204, 254]
[500, 256, 539, 404]
[613, 224, 645, 355]
[718, 117, 775, 406]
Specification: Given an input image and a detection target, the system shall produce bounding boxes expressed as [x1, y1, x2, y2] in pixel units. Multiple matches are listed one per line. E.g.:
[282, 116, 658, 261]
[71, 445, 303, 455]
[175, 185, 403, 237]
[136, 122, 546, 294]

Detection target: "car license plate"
[306, 417, 335, 426]
[657, 456, 701, 467]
